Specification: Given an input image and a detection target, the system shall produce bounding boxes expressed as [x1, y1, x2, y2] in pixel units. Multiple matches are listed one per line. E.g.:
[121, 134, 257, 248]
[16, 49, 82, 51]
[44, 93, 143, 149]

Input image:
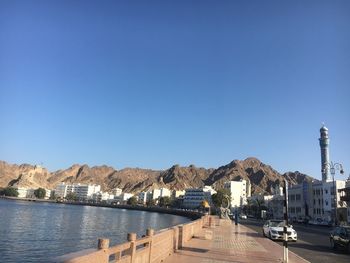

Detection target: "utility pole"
[283, 179, 289, 263]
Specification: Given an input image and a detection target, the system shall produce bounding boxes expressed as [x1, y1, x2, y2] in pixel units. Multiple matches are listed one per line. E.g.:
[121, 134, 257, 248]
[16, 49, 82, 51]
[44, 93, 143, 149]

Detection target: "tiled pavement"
[163, 218, 310, 263]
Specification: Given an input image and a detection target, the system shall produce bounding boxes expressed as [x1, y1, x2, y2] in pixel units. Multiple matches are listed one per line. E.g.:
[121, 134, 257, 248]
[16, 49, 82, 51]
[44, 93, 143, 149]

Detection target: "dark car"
[330, 226, 350, 253]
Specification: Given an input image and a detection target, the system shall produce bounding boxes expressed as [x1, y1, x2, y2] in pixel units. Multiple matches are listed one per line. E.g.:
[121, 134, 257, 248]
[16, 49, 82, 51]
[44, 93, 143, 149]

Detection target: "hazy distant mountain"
[0, 158, 313, 194]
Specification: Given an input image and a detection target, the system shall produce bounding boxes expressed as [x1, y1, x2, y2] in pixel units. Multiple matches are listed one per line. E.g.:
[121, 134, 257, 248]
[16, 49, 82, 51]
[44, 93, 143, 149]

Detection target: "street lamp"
[322, 162, 344, 225]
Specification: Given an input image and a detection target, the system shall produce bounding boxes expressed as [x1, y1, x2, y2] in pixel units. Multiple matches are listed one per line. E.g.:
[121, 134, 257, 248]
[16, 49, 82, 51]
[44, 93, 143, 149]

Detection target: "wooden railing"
[56, 215, 211, 263]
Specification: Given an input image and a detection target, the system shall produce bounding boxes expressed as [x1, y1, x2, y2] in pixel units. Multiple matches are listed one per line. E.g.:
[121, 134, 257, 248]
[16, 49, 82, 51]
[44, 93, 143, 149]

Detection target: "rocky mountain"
[0, 158, 313, 194]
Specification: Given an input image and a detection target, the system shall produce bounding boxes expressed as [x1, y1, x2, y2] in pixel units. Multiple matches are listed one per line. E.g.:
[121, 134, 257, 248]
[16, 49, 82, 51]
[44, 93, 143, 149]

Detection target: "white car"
[239, 214, 247, 219]
[262, 220, 297, 241]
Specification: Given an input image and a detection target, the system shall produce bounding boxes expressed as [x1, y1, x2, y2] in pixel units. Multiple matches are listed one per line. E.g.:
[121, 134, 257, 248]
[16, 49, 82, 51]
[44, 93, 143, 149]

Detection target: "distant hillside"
[0, 158, 313, 194]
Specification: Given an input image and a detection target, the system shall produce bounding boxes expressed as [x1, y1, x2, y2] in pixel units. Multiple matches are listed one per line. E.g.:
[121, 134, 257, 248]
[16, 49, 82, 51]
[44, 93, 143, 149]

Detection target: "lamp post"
[323, 162, 344, 225]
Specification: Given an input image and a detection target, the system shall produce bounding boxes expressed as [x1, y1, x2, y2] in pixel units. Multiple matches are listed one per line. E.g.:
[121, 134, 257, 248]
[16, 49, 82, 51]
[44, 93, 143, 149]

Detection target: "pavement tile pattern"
[163, 218, 309, 263]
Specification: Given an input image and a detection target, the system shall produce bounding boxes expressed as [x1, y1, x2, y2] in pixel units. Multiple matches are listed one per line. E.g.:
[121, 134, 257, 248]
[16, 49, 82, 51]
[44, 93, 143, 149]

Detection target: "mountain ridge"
[0, 158, 314, 194]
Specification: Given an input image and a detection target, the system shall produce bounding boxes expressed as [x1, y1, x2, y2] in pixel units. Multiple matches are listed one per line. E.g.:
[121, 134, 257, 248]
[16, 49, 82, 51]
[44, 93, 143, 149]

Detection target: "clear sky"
[0, 0, 349, 180]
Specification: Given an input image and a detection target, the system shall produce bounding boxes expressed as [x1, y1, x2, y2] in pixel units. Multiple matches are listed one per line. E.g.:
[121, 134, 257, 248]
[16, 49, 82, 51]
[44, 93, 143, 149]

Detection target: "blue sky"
[0, 0, 349, 180]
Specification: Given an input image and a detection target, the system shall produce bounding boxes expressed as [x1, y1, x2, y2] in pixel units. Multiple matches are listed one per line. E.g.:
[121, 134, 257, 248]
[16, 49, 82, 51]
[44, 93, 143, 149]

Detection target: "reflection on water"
[0, 199, 190, 263]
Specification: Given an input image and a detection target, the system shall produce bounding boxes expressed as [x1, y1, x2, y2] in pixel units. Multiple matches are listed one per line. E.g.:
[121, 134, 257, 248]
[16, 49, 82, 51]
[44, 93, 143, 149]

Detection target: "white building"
[288, 179, 346, 222]
[138, 191, 152, 204]
[92, 191, 114, 202]
[224, 179, 251, 209]
[54, 183, 101, 200]
[44, 189, 51, 200]
[183, 186, 216, 209]
[112, 188, 122, 197]
[16, 187, 51, 199]
[114, 192, 134, 203]
[55, 183, 69, 198]
[17, 187, 30, 198]
[172, 190, 185, 198]
[151, 188, 171, 200]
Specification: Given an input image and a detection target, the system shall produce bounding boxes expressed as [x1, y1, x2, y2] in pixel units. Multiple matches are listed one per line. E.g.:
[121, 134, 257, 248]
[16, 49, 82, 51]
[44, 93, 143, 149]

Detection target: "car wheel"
[262, 229, 266, 237]
[347, 243, 350, 254]
[269, 231, 272, 239]
[330, 238, 337, 250]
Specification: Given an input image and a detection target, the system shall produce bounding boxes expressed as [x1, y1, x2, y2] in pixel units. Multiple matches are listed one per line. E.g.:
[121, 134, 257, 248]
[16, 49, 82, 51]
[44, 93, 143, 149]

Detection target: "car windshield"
[269, 221, 285, 227]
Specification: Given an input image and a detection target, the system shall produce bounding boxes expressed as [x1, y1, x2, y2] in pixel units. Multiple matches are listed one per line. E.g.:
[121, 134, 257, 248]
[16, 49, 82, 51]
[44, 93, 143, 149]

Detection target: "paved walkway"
[164, 219, 309, 263]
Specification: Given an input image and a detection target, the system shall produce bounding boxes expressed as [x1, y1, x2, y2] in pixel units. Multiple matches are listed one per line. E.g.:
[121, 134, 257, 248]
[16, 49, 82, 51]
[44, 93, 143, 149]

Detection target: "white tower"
[319, 125, 330, 182]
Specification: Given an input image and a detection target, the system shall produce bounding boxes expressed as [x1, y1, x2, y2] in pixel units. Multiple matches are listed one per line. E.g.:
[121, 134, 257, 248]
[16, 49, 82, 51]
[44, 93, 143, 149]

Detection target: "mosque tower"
[319, 125, 330, 182]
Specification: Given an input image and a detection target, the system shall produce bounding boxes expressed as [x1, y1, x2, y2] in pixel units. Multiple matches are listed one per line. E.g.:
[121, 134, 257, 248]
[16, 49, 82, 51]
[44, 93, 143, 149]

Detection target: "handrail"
[57, 214, 211, 263]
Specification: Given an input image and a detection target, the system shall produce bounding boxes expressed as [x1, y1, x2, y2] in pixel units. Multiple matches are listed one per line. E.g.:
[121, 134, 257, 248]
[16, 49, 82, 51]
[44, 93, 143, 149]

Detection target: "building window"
[296, 194, 301, 201]
[325, 189, 328, 194]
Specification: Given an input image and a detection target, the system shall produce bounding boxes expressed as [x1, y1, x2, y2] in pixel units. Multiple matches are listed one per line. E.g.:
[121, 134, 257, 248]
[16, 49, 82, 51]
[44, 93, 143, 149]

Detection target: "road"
[240, 218, 350, 263]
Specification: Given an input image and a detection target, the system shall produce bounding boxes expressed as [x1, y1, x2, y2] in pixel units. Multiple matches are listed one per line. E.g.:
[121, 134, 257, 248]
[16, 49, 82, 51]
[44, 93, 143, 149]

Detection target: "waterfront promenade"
[59, 216, 309, 263]
[164, 219, 309, 263]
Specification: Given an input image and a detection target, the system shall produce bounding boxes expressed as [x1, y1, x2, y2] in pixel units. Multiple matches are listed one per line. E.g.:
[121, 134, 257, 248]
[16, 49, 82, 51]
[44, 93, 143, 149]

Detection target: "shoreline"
[0, 196, 203, 220]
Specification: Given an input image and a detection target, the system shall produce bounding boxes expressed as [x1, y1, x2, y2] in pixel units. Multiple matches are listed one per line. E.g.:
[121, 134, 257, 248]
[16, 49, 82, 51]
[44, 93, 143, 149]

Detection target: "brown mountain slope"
[0, 161, 51, 189]
[0, 159, 313, 194]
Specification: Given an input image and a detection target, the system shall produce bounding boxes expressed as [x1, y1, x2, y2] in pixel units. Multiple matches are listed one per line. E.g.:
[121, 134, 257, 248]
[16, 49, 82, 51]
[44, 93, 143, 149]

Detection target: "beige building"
[224, 179, 251, 210]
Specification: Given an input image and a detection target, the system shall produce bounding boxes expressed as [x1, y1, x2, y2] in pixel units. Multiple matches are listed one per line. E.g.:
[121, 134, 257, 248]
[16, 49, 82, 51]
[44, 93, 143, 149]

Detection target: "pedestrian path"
[163, 219, 309, 263]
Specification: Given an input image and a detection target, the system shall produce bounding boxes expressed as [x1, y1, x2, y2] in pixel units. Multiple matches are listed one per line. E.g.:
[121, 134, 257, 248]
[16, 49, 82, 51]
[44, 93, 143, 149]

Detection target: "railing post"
[127, 233, 137, 263]
[97, 238, 110, 262]
[172, 226, 179, 252]
[98, 238, 110, 250]
[146, 228, 154, 263]
[178, 225, 184, 249]
[209, 216, 213, 227]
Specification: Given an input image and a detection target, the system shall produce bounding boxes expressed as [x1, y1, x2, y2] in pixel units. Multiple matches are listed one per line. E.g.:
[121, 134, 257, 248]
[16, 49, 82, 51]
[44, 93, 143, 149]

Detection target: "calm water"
[0, 199, 190, 263]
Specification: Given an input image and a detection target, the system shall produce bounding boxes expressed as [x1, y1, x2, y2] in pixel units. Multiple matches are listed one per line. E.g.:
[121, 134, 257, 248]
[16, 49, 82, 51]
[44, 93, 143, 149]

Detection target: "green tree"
[0, 187, 19, 197]
[66, 192, 78, 201]
[146, 199, 156, 207]
[158, 196, 172, 207]
[49, 192, 56, 200]
[34, 188, 46, 199]
[127, 196, 138, 206]
[211, 188, 231, 208]
[170, 198, 182, 208]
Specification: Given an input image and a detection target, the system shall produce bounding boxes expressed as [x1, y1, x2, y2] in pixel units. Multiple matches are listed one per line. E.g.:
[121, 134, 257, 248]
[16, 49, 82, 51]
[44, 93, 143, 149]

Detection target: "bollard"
[97, 238, 110, 250]
[209, 216, 212, 227]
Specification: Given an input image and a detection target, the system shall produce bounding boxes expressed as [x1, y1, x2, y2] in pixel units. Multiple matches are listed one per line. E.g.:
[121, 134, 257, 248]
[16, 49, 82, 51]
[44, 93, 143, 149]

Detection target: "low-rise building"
[112, 188, 122, 197]
[151, 188, 171, 200]
[172, 190, 185, 198]
[54, 183, 101, 200]
[339, 177, 350, 224]
[138, 191, 152, 204]
[183, 186, 216, 209]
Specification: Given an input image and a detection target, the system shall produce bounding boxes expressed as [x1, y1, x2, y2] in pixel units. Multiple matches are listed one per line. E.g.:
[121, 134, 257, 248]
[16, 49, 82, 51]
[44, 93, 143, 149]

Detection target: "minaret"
[319, 125, 330, 182]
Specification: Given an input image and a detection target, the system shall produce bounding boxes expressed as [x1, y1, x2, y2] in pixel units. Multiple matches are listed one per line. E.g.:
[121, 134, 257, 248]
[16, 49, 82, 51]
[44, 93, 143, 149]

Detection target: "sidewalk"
[164, 219, 309, 263]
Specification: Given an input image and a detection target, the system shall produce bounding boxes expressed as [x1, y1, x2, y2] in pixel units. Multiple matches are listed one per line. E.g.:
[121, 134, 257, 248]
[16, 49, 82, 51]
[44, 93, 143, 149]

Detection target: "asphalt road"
[240, 218, 350, 263]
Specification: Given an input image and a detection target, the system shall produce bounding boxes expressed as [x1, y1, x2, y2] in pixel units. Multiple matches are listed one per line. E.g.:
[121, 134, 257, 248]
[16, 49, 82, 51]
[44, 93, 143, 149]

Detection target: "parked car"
[239, 214, 247, 219]
[296, 217, 304, 224]
[309, 218, 332, 226]
[330, 226, 350, 253]
[262, 220, 297, 241]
